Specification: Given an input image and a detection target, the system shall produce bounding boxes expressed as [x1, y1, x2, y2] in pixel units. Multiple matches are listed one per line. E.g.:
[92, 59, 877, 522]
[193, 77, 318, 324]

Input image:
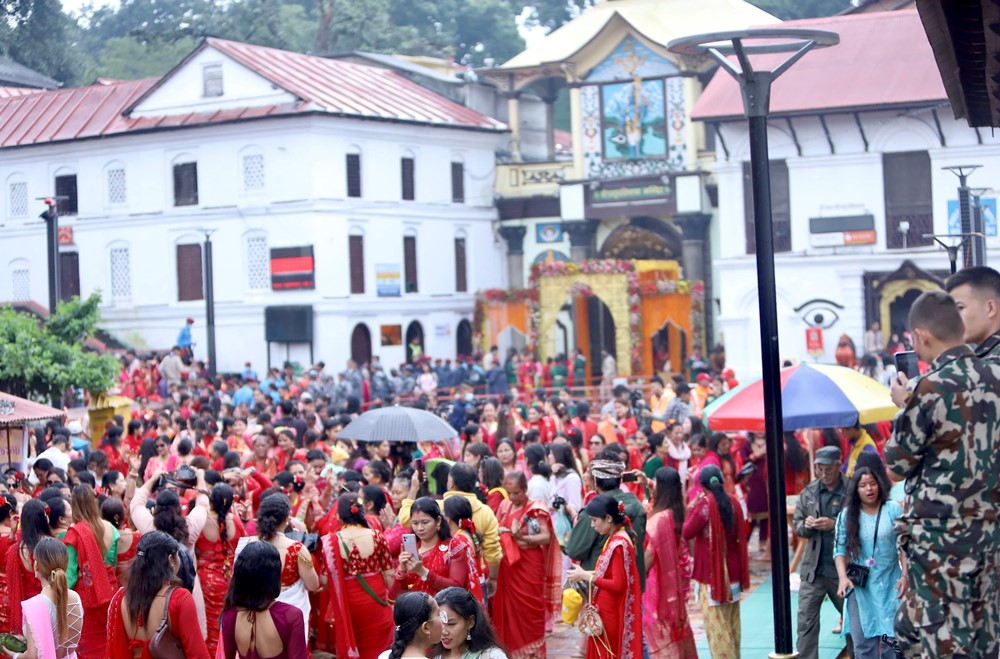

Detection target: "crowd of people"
[3, 267, 998, 659]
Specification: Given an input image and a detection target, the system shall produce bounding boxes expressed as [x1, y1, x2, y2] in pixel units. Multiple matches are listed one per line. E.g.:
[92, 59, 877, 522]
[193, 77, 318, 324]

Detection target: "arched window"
[351, 324, 372, 365]
[7, 174, 27, 218]
[241, 147, 265, 193]
[246, 232, 270, 291]
[108, 243, 131, 300]
[106, 162, 127, 205]
[9, 259, 29, 301]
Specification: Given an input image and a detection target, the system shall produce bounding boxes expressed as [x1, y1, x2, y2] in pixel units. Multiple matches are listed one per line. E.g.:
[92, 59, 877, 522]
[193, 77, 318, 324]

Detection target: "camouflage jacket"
[884, 345, 1000, 526]
[974, 329, 1000, 362]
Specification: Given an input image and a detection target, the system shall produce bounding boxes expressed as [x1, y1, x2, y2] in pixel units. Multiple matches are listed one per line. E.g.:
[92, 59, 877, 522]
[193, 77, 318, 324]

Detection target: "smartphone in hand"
[894, 351, 920, 379]
[401, 533, 419, 556]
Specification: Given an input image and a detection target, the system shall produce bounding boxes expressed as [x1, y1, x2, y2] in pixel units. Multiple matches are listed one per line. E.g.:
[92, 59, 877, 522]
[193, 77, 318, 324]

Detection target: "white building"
[0, 38, 508, 372]
[692, 9, 1000, 379]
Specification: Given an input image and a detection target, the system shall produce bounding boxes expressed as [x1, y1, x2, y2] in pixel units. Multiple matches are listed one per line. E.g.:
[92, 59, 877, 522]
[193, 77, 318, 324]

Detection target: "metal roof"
[0, 55, 59, 90]
[0, 39, 505, 149]
[691, 10, 948, 121]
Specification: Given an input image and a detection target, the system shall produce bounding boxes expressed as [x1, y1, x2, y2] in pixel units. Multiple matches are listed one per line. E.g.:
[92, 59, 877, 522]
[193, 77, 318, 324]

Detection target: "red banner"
[806, 327, 824, 354]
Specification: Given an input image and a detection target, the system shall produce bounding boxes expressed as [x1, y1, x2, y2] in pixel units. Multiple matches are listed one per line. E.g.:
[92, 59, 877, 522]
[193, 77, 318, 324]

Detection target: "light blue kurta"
[834, 500, 903, 639]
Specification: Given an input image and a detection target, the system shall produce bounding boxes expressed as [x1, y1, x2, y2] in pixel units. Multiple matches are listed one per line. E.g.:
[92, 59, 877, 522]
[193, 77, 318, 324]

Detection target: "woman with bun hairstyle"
[321, 492, 394, 659]
[682, 464, 749, 658]
[63, 485, 117, 659]
[431, 587, 508, 659]
[2, 537, 83, 659]
[478, 457, 508, 515]
[196, 482, 245, 656]
[381, 591, 442, 659]
[442, 496, 485, 603]
[4, 499, 53, 632]
[106, 531, 210, 659]
[100, 497, 141, 588]
[567, 493, 643, 659]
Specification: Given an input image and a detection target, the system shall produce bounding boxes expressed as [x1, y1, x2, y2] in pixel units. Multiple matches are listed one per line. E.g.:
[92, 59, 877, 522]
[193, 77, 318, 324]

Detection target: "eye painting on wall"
[601, 79, 666, 160]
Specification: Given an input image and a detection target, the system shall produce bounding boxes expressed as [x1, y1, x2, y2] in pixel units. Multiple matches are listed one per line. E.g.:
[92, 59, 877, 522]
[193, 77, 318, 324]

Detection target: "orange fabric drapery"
[640, 294, 692, 377]
[575, 296, 590, 383]
[485, 299, 529, 347]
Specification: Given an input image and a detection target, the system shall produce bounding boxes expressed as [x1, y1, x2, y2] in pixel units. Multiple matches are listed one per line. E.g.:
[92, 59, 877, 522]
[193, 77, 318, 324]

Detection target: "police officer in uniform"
[793, 445, 851, 659]
[887, 291, 1000, 658]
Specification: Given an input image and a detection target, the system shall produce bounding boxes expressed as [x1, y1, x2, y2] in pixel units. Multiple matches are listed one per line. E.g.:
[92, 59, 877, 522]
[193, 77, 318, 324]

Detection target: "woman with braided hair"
[682, 464, 749, 659]
[567, 493, 643, 659]
[196, 482, 246, 656]
[442, 496, 485, 603]
[320, 492, 394, 659]
[380, 591, 442, 659]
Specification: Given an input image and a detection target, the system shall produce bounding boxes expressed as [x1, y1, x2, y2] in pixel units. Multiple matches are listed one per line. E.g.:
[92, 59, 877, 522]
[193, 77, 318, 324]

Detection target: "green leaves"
[0, 293, 118, 405]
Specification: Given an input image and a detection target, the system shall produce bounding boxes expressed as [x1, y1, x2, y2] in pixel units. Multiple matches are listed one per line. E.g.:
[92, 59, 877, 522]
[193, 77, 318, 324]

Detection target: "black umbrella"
[338, 405, 458, 443]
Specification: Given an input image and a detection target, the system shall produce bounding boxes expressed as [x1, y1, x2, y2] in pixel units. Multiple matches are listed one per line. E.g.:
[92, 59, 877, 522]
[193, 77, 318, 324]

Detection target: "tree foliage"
[0, 0, 78, 84]
[0, 293, 118, 405]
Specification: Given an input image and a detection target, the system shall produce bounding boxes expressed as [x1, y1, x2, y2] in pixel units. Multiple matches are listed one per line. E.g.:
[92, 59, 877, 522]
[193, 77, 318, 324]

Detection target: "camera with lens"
[552, 495, 566, 510]
[158, 464, 198, 491]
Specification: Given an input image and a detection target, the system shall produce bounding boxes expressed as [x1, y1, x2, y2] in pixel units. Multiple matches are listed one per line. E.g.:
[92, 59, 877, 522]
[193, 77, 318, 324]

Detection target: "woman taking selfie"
[220, 541, 306, 659]
[389, 497, 465, 599]
[2, 538, 83, 659]
[566, 494, 643, 659]
[431, 587, 507, 659]
[834, 466, 906, 658]
[106, 531, 210, 658]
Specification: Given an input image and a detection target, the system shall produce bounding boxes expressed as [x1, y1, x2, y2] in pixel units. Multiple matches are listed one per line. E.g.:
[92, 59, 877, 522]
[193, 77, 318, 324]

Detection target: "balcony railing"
[496, 161, 576, 198]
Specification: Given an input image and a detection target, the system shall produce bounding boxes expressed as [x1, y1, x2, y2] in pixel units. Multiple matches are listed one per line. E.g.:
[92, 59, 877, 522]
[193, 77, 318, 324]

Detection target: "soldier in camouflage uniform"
[885, 290, 1000, 658]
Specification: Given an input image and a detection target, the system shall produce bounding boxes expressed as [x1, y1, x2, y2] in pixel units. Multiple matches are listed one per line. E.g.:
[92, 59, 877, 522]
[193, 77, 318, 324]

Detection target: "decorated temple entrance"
[475, 259, 703, 379]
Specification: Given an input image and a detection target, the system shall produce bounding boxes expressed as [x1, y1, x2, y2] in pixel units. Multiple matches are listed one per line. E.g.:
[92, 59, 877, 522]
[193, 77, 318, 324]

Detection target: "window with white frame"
[242, 154, 265, 193]
[109, 246, 131, 299]
[246, 235, 270, 290]
[107, 167, 127, 204]
[9, 182, 27, 217]
[11, 268, 29, 301]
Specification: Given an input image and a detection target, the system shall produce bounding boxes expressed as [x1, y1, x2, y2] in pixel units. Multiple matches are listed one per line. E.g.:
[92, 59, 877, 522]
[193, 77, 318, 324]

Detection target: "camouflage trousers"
[895, 523, 999, 658]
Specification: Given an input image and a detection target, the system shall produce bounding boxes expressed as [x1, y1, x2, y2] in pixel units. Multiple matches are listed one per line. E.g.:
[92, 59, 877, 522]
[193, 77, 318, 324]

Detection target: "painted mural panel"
[601, 79, 667, 159]
[586, 35, 679, 82]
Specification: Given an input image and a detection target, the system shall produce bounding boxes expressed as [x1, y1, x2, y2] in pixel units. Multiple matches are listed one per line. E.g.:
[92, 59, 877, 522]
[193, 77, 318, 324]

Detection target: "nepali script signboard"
[584, 175, 677, 219]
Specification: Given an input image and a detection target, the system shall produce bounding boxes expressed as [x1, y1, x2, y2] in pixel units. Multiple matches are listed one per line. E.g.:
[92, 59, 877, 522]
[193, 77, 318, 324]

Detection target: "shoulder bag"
[149, 586, 187, 659]
[844, 503, 882, 589]
[577, 577, 612, 655]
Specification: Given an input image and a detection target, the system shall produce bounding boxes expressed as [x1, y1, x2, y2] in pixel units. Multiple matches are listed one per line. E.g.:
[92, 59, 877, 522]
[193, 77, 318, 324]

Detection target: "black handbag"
[845, 503, 882, 589]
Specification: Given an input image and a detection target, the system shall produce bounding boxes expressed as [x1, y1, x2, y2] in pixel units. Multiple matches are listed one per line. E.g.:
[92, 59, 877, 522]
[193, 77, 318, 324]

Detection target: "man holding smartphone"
[885, 291, 1000, 658]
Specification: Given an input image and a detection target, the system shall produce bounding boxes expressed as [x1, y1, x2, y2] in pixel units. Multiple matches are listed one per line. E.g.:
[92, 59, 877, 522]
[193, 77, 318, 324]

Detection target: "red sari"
[388, 536, 471, 599]
[641, 510, 697, 658]
[64, 522, 117, 659]
[4, 543, 40, 634]
[486, 487, 508, 516]
[195, 518, 245, 657]
[0, 533, 13, 633]
[106, 586, 211, 659]
[493, 500, 562, 659]
[321, 530, 394, 659]
[588, 533, 643, 659]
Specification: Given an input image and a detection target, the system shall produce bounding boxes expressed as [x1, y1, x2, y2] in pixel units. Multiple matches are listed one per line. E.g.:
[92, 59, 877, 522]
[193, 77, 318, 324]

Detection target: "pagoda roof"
[487, 0, 776, 85]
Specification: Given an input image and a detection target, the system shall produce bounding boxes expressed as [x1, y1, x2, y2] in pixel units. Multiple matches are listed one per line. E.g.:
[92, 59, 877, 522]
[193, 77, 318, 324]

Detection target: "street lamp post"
[669, 29, 839, 658]
[202, 230, 217, 380]
[943, 165, 982, 268]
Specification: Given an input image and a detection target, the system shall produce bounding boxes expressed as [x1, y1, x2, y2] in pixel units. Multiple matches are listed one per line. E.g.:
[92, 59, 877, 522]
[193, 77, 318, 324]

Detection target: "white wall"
[0, 114, 505, 372]
[708, 106, 1000, 379]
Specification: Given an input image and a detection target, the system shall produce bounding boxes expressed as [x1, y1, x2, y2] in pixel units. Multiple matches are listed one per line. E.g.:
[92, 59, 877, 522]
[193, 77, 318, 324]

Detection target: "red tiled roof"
[691, 10, 947, 121]
[0, 86, 43, 99]
[0, 39, 505, 148]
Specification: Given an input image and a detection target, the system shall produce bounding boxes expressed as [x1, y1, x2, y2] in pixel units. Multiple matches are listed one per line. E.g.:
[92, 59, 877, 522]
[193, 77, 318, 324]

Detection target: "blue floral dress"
[833, 500, 904, 639]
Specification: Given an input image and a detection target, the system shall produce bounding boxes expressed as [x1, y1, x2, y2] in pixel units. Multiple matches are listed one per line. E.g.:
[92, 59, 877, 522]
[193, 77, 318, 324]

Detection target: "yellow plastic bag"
[561, 587, 584, 625]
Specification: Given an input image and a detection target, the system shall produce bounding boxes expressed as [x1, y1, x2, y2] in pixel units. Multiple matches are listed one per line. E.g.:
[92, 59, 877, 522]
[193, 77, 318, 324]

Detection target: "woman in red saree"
[442, 496, 485, 603]
[493, 471, 561, 659]
[320, 493, 394, 659]
[0, 494, 18, 634]
[642, 468, 697, 658]
[195, 483, 245, 657]
[567, 494, 643, 659]
[479, 457, 508, 515]
[63, 485, 117, 659]
[682, 465, 750, 659]
[388, 497, 469, 599]
[4, 500, 51, 633]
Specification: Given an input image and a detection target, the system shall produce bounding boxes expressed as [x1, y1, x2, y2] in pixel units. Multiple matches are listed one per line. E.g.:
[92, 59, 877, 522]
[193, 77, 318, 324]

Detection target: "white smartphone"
[402, 533, 418, 556]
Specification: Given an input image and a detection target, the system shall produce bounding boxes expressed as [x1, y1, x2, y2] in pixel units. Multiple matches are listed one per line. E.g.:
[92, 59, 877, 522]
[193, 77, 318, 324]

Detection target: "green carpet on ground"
[695, 575, 847, 658]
